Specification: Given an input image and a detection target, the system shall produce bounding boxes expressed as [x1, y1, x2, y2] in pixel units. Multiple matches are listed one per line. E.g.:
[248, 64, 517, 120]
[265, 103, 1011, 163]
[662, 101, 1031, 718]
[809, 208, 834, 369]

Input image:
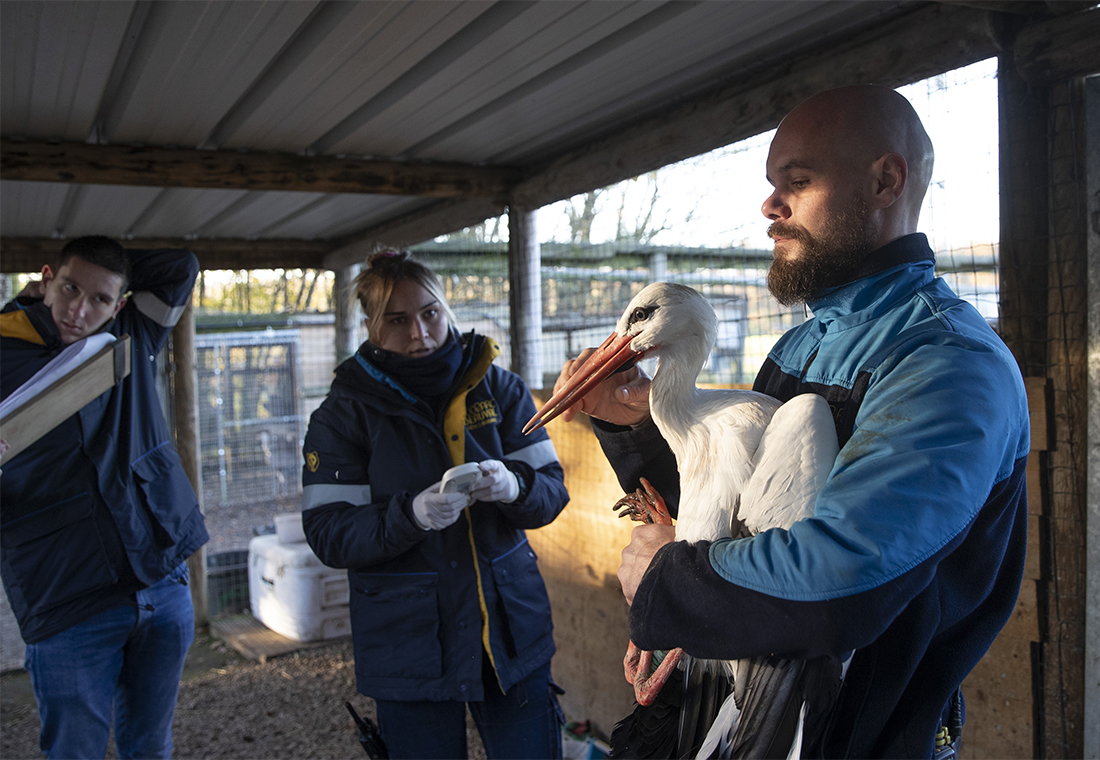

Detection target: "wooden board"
[209, 614, 345, 665]
[0, 335, 130, 465]
[1024, 376, 1052, 452]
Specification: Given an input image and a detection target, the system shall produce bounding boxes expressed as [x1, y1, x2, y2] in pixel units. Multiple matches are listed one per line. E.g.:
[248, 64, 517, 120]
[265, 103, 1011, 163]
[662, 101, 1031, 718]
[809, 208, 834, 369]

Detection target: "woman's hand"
[468, 460, 520, 504]
[411, 482, 468, 530]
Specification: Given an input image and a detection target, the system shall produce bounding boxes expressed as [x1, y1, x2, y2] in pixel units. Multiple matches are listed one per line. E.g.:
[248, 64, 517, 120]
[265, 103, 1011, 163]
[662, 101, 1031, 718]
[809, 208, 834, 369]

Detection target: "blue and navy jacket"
[0, 248, 207, 644]
[302, 332, 569, 702]
[595, 234, 1029, 758]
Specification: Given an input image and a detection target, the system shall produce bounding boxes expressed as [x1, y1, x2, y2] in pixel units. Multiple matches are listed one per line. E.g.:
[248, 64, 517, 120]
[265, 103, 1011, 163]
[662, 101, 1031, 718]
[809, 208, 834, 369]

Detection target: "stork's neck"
[648, 343, 708, 458]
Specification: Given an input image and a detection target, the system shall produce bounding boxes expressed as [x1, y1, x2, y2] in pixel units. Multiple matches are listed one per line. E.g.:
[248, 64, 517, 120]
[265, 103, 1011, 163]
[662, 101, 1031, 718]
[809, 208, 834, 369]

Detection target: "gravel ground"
[1, 633, 489, 760]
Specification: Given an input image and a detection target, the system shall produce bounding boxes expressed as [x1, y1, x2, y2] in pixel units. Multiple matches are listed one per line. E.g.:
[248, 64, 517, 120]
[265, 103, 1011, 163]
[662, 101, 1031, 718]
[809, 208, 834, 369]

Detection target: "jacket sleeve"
[300, 394, 431, 569]
[627, 332, 1030, 661]
[487, 371, 570, 530]
[118, 248, 199, 354]
[591, 417, 681, 518]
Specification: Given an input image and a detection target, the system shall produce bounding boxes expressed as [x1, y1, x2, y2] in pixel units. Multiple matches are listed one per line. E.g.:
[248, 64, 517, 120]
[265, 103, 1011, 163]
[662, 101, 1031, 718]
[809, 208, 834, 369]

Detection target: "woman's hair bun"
[368, 249, 407, 268]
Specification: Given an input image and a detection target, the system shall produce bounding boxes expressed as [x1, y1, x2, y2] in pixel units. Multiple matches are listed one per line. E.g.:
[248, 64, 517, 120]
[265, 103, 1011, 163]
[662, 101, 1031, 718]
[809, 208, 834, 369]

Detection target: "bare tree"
[613, 171, 689, 244]
[566, 190, 603, 244]
[435, 216, 507, 244]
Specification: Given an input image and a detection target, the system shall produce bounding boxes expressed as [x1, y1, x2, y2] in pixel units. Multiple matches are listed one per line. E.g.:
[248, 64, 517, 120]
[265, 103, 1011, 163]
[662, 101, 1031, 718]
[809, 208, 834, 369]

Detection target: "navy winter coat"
[302, 332, 569, 702]
[0, 248, 207, 644]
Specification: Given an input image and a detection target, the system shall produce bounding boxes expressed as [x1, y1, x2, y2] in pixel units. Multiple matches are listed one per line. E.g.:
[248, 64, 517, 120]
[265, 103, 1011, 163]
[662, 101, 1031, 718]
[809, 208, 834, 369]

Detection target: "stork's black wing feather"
[609, 667, 683, 759]
[721, 656, 806, 760]
[609, 656, 735, 760]
[677, 657, 733, 759]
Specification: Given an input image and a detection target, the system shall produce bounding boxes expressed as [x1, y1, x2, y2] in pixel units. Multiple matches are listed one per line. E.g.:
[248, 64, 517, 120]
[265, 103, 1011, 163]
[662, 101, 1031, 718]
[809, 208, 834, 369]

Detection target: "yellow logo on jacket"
[305, 451, 320, 472]
[465, 399, 500, 430]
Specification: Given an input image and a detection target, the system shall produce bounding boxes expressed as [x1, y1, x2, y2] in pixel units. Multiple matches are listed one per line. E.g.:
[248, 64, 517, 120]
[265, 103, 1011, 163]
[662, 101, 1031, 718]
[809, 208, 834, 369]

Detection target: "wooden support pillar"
[171, 302, 208, 628]
[334, 264, 361, 365]
[1040, 74, 1090, 760]
[1083, 71, 1100, 760]
[1082, 72, 1100, 760]
[996, 47, 1092, 757]
[999, 55, 1050, 377]
[508, 208, 543, 388]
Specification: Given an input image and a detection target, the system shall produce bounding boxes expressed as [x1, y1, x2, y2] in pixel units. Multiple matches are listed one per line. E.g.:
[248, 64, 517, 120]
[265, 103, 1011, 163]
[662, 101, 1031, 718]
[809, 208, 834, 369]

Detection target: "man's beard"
[766, 194, 878, 306]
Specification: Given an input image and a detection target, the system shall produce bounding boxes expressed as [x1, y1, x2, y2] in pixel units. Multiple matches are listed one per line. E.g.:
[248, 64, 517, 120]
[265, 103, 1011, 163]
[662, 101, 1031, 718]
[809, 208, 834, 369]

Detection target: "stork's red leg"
[623, 640, 684, 706]
[615, 477, 678, 704]
[613, 477, 673, 526]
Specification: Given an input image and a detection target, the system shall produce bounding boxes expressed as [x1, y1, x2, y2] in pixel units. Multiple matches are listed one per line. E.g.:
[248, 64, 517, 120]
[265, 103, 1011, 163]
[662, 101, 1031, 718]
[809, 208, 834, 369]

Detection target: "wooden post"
[171, 302, 208, 627]
[1084, 73, 1100, 760]
[508, 208, 542, 388]
[995, 46, 1092, 757]
[1039, 75, 1089, 760]
[334, 264, 361, 365]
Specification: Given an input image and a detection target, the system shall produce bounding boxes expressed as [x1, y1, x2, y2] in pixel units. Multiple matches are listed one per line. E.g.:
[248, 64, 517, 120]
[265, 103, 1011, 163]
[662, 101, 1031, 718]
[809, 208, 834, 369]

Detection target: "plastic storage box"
[248, 533, 352, 642]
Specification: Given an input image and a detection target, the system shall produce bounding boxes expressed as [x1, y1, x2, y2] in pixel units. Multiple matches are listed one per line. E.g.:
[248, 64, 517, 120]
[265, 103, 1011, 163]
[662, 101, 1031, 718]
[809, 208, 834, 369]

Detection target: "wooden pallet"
[209, 613, 346, 664]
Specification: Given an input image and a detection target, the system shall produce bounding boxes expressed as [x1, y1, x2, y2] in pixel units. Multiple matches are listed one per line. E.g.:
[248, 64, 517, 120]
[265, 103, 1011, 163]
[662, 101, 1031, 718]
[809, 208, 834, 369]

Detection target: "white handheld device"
[439, 462, 482, 494]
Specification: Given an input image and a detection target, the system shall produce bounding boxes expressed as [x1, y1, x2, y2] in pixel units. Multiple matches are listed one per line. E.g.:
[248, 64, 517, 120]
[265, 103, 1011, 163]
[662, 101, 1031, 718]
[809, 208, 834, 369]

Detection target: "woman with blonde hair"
[302, 250, 568, 759]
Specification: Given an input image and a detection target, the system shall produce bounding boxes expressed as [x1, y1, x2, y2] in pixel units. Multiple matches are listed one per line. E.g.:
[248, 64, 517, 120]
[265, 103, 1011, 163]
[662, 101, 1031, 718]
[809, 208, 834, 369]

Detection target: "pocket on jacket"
[131, 444, 196, 548]
[490, 542, 553, 657]
[353, 573, 443, 678]
[0, 493, 118, 615]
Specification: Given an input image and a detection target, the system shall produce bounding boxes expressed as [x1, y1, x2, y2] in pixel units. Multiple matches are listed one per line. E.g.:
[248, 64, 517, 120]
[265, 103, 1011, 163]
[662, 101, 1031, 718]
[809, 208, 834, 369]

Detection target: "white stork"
[525, 282, 842, 759]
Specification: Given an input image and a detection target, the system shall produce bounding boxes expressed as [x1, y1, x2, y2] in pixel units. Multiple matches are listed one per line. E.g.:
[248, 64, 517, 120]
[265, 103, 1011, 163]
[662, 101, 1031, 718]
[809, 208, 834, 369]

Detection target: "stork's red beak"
[523, 330, 643, 434]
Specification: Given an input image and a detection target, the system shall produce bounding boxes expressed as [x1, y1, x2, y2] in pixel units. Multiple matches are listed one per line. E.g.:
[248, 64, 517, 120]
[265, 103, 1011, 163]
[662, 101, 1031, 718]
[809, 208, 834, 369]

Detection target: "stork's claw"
[613, 476, 673, 526]
[624, 639, 684, 706]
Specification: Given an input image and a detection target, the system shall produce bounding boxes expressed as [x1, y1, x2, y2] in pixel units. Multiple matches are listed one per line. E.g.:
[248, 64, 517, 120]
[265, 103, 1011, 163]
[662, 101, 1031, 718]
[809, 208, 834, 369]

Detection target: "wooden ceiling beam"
[0, 139, 519, 199]
[1014, 6, 1100, 83]
[934, 0, 1094, 16]
[324, 198, 507, 271]
[0, 237, 335, 274]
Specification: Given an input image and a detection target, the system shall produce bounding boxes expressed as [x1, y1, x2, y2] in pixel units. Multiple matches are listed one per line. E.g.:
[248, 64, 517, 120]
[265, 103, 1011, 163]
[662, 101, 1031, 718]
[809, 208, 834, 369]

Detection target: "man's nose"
[761, 190, 789, 221]
[68, 296, 89, 319]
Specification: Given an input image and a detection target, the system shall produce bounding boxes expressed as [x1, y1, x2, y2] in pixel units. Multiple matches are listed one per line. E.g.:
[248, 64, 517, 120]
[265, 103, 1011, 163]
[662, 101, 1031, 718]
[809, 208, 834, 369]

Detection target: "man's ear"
[111, 296, 127, 320]
[869, 152, 908, 208]
[40, 264, 55, 284]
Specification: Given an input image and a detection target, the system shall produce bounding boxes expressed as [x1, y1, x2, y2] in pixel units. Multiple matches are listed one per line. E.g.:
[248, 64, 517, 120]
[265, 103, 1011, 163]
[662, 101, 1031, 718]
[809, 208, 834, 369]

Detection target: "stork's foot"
[623, 639, 684, 706]
[613, 476, 673, 526]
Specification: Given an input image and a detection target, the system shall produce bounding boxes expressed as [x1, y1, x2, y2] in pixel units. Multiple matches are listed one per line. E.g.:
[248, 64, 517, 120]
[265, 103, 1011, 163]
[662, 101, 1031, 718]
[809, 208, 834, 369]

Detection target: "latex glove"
[412, 482, 469, 531]
[468, 460, 520, 504]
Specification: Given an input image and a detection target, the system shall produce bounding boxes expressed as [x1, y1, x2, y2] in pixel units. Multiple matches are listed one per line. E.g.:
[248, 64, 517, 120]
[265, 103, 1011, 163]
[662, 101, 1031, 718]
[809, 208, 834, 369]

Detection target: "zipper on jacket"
[800, 349, 819, 383]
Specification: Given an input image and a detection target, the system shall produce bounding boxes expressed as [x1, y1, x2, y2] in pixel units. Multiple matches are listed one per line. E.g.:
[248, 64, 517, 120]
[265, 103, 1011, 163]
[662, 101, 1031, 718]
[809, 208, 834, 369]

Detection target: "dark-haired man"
[1, 235, 208, 759]
[554, 86, 1029, 757]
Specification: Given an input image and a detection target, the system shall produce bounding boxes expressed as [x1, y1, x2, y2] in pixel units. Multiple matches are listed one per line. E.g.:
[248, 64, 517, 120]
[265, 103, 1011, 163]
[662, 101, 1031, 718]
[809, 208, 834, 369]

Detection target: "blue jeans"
[24, 562, 195, 760]
[374, 658, 563, 760]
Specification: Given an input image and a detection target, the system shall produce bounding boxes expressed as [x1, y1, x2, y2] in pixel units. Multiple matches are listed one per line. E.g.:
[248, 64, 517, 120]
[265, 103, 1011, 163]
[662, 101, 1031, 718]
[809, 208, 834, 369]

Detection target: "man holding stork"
[550, 85, 1030, 758]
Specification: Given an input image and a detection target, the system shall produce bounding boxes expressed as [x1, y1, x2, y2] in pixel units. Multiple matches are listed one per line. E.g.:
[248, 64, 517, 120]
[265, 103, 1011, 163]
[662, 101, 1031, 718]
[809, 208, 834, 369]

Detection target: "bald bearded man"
[556, 85, 1030, 758]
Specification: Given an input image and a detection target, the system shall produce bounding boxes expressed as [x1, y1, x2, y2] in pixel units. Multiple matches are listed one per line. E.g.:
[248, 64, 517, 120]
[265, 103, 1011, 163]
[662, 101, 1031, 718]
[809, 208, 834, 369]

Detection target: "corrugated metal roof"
[1, 0, 918, 249]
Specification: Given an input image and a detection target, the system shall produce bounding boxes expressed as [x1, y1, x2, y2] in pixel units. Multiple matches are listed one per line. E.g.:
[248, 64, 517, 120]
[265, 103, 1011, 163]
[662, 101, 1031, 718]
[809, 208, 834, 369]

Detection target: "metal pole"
[334, 264, 362, 365]
[508, 208, 543, 388]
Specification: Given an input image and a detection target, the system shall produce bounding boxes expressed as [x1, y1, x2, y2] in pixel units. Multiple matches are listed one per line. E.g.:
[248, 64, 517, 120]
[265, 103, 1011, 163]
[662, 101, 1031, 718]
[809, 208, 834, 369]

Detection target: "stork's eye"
[630, 305, 657, 324]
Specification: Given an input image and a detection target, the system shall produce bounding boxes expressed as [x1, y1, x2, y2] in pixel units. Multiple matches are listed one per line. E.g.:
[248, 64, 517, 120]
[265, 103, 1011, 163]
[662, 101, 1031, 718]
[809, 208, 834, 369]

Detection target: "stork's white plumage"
[527, 282, 841, 759]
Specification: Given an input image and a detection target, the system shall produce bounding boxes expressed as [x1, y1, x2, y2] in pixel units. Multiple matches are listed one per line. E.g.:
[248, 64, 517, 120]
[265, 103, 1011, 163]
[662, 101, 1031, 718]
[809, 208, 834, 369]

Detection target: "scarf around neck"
[359, 329, 465, 411]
